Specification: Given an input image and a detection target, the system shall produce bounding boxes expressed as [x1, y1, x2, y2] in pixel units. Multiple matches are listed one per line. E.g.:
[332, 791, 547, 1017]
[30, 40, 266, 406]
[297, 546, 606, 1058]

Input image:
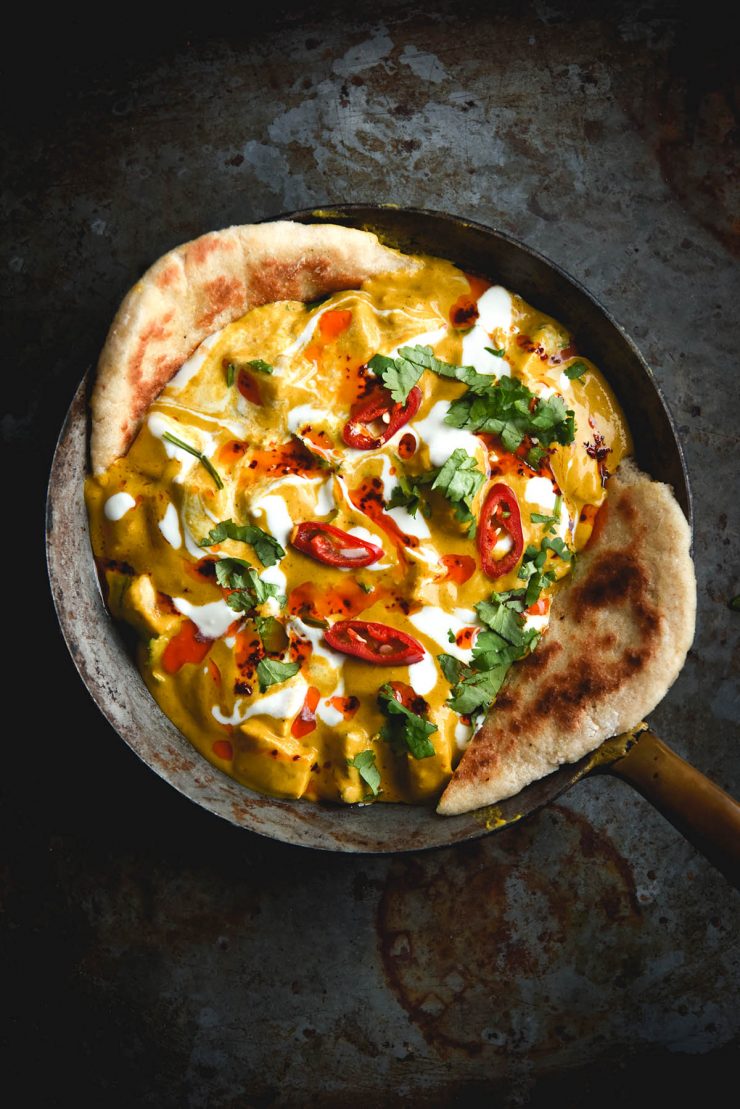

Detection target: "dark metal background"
[4, 2, 739, 1104]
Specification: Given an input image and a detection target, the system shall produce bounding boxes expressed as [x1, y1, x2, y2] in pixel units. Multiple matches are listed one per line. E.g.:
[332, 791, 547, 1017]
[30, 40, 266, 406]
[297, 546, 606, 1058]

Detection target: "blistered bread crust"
[91, 221, 415, 473]
[438, 458, 696, 815]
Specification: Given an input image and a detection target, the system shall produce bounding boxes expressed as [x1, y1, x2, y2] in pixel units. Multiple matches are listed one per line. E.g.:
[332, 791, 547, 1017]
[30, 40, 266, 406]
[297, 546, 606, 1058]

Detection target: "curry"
[86, 254, 631, 804]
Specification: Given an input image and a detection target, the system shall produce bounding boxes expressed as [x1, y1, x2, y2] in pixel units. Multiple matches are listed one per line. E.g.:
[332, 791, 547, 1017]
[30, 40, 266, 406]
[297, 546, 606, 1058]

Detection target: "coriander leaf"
[256, 658, 300, 693]
[387, 470, 426, 517]
[347, 750, 381, 797]
[526, 444, 550, 470]
[440, 586, 542, 718]
[438, 653, 464, 684]
[161, 431, 224, 490]
[475, 596, 529, 648]
[378, 684, 437, 759]
[446, 666, 510, 716]
[530, 496, 562, 533]
[542, 536, 573, 562]
[216, 557, 285, 612]
[564, 360, 588, 381]
[254, 615, 287, 653]
[368, 351, 424, 404]
[199, 518, 285, 566]
[226, 362, 236, 388]
[358, 581, 373, 594]
[445, 375, 575, 453]
[215, 556, 252, 590]
[430, 448, 485, 534]
[409, 344, 495, 393]
[247, 359, 274, 375]
[484, 346, 506, 358]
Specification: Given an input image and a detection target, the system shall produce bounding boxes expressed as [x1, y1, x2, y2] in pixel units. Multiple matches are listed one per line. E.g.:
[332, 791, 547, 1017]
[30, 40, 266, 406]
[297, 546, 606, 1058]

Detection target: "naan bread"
[91, 221, 415, 473]
[438, 458, 696, 815]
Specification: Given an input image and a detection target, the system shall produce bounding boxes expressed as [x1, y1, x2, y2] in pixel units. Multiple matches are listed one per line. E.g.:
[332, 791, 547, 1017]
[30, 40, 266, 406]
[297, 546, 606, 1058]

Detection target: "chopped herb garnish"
[526, 444, 550, 470]
[430, 448, 486, 535]
[199, 518, 285, 566]
[256, 658, 300, 693]
[530, 496, 562, 533]
[446, 374, 575, 454]
[378, 684, 437, 759]
[358, 581, 373, 594]
[247, 359, 274, 375]
[347, 750, 382, 797]
[254, 614, 288, 653]
[367, 350, 425, 405]
[226, 362, 236, 388]
[438, 590, 539, 718]
[564, 360, 588, 381]
[542, 535, 573, 562]
[388, 448, 484, 534]
[215, 556, 285, 612]
[387, 466, 436, 517]
[161, 431, 224, 490]
[412, 344, 497, 394]
[485, 346, 506, 358]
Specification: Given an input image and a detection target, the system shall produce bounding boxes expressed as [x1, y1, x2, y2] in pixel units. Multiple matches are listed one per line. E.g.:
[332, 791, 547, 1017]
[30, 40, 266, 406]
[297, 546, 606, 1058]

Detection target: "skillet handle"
[604, 729, 740, 889]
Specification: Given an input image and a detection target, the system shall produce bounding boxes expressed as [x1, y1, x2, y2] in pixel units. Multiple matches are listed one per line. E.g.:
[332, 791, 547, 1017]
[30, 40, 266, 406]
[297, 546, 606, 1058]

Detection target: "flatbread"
[437, 458, 696, 815]
[90, 221, 415, 473]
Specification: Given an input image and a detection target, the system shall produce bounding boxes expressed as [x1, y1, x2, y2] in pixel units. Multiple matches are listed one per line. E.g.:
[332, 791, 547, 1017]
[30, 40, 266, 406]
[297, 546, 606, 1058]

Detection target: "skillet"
[45, 206, 740, 884]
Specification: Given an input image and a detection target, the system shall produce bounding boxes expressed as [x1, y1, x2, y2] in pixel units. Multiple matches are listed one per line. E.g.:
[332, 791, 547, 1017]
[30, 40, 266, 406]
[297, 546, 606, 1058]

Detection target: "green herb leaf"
[484, 346, 506, 358]
[542, 536, 573, 562]
[445, 375, 575, 453]
[216, 557, 285, 612]
[564, 360, 588, 381]
[358, 581, 373, 594]
[439, 588, 541, 718]
[411, 344, 496, 394]
[367, 351, 425, 404]
[161, 431, 224, 490]
[530, 496, 562, 534]
[526, 444, 550, 470]
[386, 469, 428, 517]
[199, 518, 285, 566]
[247, 359, 274, 375]
[378, 684, 437, 759]
[256, 658, 300, 693]
[347, 750, 382, 797]
[430, 447, 486, 534]
[254, 615, 288, 654]
[226, 362, 236, 388]
[391, 449, 484, 533]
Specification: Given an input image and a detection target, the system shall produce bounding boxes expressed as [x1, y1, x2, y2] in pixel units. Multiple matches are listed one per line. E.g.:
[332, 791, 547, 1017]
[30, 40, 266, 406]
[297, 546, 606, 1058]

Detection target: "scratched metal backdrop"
[5, 1, 739, 1104]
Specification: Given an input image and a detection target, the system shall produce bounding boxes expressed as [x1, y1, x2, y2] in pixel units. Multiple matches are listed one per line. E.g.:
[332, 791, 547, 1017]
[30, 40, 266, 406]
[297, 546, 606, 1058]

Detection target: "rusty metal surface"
[5, 1, 740, 1104]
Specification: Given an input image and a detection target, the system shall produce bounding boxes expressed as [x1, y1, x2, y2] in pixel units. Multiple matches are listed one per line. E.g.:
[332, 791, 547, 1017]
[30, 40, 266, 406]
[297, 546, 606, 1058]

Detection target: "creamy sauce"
[86, 254, 632, 805]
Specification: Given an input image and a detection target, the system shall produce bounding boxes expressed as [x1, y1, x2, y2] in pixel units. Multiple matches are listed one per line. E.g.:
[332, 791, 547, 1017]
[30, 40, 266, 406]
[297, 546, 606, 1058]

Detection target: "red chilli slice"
[324, 620, 424, 665]
[291, 522, 383, 568]
[342, 385, 422, 450]
[478, 483, 524, 579]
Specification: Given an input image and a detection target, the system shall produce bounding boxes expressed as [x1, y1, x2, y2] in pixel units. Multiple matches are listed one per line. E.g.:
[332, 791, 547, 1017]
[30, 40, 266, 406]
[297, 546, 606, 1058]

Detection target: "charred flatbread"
[437, 457, 696, 815]
[91, 221, 415, 473]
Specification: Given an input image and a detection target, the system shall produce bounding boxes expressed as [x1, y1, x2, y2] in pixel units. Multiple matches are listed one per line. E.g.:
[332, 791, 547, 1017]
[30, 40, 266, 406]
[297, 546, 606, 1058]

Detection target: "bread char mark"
[196, 276, 247, 330]
[451, 538, 663, 786]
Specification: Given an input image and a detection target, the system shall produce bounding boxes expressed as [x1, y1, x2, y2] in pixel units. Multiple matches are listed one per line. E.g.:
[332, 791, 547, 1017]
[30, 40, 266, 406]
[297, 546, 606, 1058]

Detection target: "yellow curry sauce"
[86, 255, 631, 804]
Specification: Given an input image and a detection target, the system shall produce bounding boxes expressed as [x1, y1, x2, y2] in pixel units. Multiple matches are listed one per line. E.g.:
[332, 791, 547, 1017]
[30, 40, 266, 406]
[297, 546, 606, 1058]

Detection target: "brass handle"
[605, 729, 740, 889]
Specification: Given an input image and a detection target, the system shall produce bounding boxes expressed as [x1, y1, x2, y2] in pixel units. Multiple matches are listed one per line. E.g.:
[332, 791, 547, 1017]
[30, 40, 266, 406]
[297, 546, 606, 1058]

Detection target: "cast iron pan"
[46, 206, 740, 883]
